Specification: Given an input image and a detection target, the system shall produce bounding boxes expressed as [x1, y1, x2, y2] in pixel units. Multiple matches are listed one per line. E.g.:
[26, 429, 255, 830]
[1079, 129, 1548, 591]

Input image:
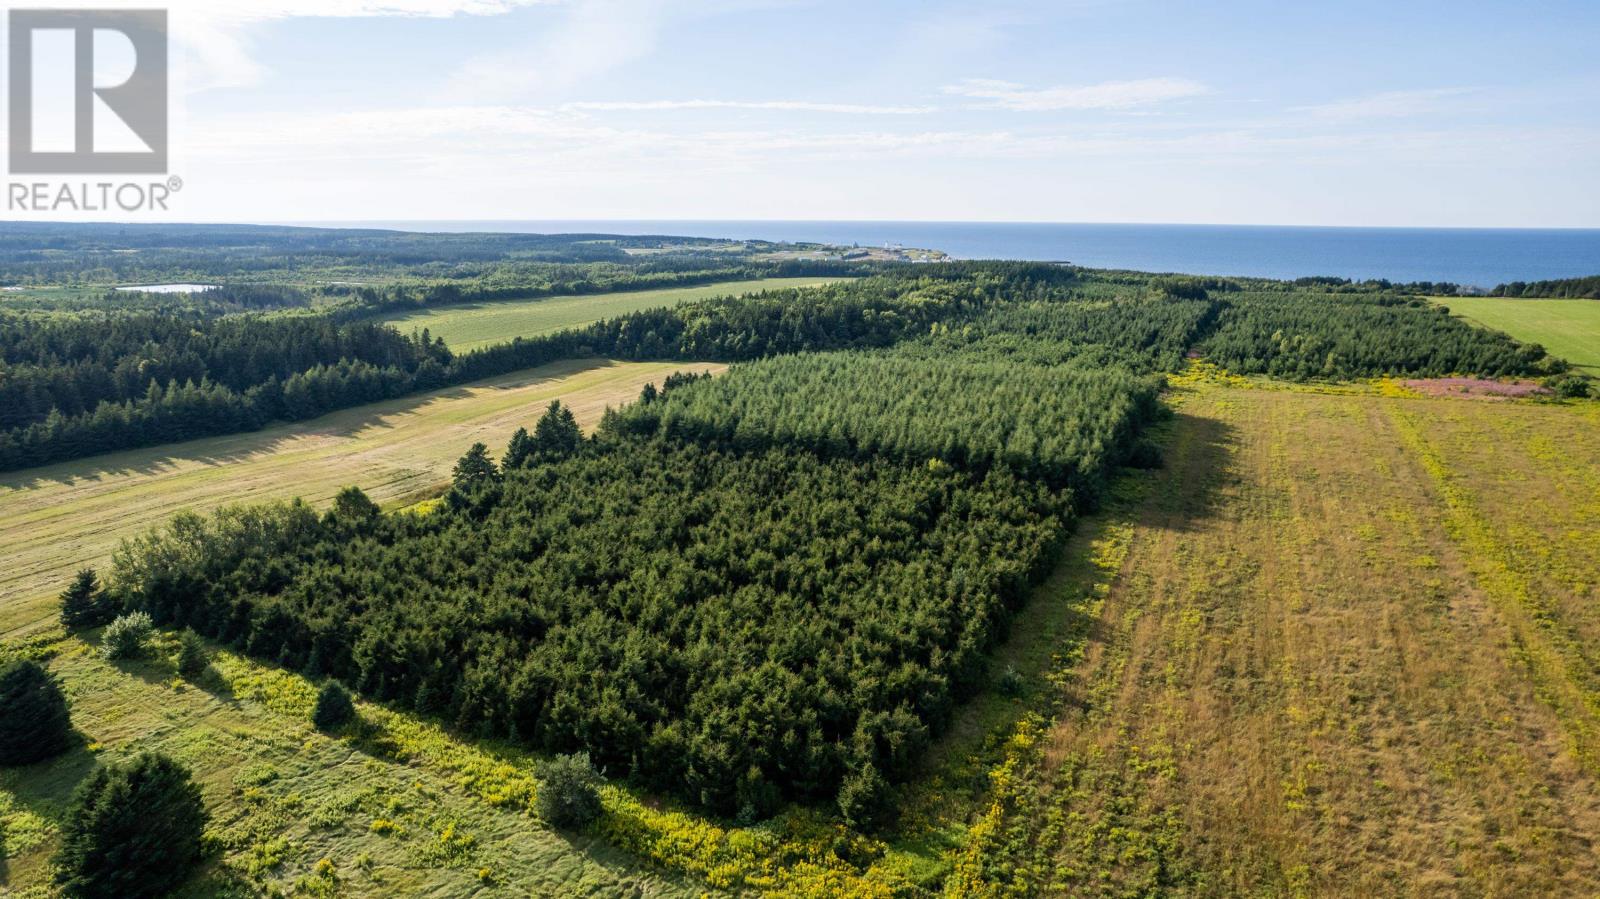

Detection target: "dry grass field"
[953, 383, 1600, 897]
[0, 359, 722, 637]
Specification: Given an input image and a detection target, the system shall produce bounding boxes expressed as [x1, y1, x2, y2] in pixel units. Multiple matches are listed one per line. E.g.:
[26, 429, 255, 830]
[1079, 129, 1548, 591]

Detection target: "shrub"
[0, 659, 72, 765]
[99, 611, 153, 661]
[53, 752, 208, 899]
[536, 752, 602, 828]
[1552, 375, 1592, 398]
[995, 664, 1026, 698]
[1126, 437, 1165, 470]
[175, 631, 209, 679]
[837, 763, 892, 831]
[312, 682, 355, 731]
[59, 568, 113, 630]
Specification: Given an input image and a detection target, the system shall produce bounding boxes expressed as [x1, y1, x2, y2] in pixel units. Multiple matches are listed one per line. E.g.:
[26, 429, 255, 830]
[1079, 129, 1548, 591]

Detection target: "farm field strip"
[959, 385, 1600, 896]
[1387, 398, 1600, 768]
[0, 359, 723, 636]
[1439, 296, 1600, 373]
[374, 277, 847, 351]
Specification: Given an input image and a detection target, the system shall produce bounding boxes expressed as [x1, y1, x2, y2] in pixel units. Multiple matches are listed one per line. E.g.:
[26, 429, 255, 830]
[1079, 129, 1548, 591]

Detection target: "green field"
[0, 359, 722, 639]
[1440, 296, 1600, 373]
[375, 277, 846, 351]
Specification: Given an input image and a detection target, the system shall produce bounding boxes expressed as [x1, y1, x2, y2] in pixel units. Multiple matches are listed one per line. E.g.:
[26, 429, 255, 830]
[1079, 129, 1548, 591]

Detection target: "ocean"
[302, 221, 1600, 289]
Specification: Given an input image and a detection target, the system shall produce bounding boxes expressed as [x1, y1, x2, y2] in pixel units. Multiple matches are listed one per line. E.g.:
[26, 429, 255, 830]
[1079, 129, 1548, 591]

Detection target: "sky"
[5, 0, 1600, 226]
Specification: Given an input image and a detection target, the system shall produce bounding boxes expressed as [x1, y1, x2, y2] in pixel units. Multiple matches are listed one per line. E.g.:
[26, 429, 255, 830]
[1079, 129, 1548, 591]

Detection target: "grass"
[0, 631, 704, 897]
[373, 277, 847, 351]
[1437, 295, 1600, 373]
[948, 382, 1600, 896]
[0, 358, 723, 638]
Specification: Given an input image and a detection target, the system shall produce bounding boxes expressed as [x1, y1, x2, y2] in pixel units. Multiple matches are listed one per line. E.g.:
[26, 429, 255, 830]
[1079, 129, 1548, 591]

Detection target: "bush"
[99, 611, 153, 661]
[536, 752, 602, 828]
[1126, 437, 1165, 470]
[0, 659, 72, 765]
[175, 631, 209, 679]
[60, 568, 113, 630]
[312, 682, 355, 730]
[1552, 375, 1592, 398]
[53, 752, 209, 899]
[995, 664, 1026, 698]
[836, 763, 893, 831]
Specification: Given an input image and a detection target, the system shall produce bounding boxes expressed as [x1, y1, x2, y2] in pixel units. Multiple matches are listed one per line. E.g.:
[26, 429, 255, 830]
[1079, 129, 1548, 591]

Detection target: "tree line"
[1198, 291, 1557, 379]
[0, 312, 452, 470]
[1489, 274, 1600, 299]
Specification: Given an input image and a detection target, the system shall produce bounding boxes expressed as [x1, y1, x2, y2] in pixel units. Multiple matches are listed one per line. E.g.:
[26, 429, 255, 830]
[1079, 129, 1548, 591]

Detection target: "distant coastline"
[289, 220, 1600, 288]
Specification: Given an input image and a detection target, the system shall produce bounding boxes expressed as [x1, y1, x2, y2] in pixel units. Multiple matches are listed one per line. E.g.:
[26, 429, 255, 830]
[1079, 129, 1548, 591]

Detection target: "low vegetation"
[948, 384, 1600, 896]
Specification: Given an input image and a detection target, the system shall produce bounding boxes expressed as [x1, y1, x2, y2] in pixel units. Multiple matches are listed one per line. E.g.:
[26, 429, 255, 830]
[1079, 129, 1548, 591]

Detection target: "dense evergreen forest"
[0, 312, 453, 469]
[90, 248, 1575, 825]
[1490, 274, 1600, 299]
[1197, 292, 1556, 379]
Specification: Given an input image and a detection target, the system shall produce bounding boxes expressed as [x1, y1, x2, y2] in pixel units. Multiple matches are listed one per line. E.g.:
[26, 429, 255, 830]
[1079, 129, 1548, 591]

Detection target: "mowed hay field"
[375, 277, 847, 351]
[971, 383, 1600, 896]
[0, 358, 722, 637]
[1440, 296, 1600, 373]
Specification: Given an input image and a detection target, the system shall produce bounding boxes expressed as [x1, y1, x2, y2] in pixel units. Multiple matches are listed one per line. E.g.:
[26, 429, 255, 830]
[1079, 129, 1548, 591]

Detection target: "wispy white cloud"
[943, 76, 1208, 111]
[437, 0, 669, 103]
[1292, 87, 1476, 122]
[564, 99, 936, 115]
[7, 0, 564, 92]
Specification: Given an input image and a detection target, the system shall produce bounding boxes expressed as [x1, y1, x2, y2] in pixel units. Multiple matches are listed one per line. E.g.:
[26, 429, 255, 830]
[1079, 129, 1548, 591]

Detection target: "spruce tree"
[53, 753, 208, 899]
[60, 568, 109, 630]
[329, 485, 381, 522]
[312, 681, 355, 730]
[450, 442, 499, 491]
[0, 659, 72, 765]
[530, 400, 582, 463]
[503, 426, 533, 470]
[536, 752, 602, 828]
[447, 442, 502, 513]
[175, 631, 208, 679]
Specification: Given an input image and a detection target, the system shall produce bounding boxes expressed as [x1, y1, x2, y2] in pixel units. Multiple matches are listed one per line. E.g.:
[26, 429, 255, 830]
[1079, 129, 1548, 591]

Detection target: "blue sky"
[30, 0, 1600, 224]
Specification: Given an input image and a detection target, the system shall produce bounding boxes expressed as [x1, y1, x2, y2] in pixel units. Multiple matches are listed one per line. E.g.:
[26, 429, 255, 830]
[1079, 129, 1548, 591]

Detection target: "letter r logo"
[8, 9, 168, 174]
